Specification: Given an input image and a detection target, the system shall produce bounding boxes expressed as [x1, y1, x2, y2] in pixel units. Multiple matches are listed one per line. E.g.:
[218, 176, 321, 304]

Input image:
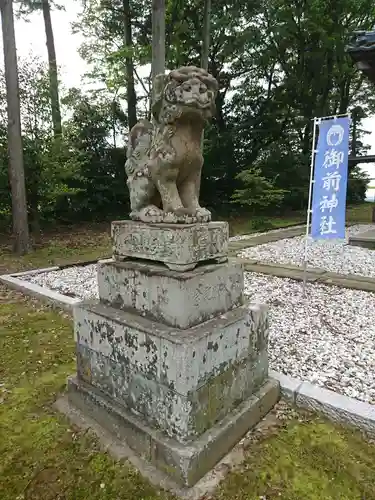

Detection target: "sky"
[1, 0, 375, 181]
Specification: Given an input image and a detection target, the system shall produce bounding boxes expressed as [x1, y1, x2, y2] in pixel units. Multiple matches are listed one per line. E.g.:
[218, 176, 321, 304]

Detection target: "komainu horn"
[125, 66, 219, 223]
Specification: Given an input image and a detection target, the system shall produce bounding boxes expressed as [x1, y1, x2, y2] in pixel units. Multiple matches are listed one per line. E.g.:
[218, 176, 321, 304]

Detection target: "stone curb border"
[0, 267, 81, 311]
[0, 257, 111, 311]
[241, 260, 375, 292]
[270, 370, 375, 436]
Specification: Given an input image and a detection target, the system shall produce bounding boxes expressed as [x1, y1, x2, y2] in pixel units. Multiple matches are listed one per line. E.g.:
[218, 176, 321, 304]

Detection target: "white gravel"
[24, 264, 99, 300]
[245, 272, 375, 405]
[239, 224, 375, 277]
[20, 223, 375, 405]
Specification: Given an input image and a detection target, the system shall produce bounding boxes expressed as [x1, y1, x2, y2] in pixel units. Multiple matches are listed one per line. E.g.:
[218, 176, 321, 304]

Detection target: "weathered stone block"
[111, 220, 229, 271]
[74, 300, 269, 442]
[77, 342, 268, 441]
[67, 375, 280, 487]
[74, 300, 268, 395]
[97, 258, 244, 329]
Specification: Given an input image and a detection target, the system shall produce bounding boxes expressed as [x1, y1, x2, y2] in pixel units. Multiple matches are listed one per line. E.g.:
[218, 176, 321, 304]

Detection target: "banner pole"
[303, 117, 318, 295]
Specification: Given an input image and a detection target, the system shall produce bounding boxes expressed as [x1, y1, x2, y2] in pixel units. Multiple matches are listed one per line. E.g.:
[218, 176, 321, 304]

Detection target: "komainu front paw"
[195, 207, 211, 222]
[163, 207, 197, 224]
[131, 205, 164, 223]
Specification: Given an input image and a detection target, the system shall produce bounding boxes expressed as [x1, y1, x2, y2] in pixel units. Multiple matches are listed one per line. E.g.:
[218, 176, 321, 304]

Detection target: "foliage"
[0, 57, 83, 229]
[232, 167, 287, 211]
[1, 0, 375, 230]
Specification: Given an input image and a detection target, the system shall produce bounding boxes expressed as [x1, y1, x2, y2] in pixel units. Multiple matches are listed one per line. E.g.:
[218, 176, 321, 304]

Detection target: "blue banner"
[311, 116, 351, 239]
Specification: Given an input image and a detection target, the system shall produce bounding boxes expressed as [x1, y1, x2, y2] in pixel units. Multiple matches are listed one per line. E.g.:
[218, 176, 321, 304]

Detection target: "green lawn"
[229, 202, 373, 236]
[0, 223, 112, 274]
[1, 205, 375, 499]
[1, 296, 375, 499]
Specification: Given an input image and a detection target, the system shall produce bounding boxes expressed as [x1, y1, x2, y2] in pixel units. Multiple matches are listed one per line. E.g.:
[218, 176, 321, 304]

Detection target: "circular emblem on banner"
[326, 124, 344, 146]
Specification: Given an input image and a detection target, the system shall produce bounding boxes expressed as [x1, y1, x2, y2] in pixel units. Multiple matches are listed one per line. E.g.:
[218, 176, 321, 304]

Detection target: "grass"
[1, 204, 375, 498]
[0, 223, 112, 275]
[216, 412, 375, 500]
[227, 202, 373, 237]
[2, 296, 375, 499]
[0, 293, 175, 500]
[1, 297, 375, 500]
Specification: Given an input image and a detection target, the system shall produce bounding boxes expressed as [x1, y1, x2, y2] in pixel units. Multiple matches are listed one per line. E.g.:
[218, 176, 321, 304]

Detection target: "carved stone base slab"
[111, 220, 228, 270]
[97, 258, 244, 329]
[66, 375, 279, 487]
[73, 300, 269, 443]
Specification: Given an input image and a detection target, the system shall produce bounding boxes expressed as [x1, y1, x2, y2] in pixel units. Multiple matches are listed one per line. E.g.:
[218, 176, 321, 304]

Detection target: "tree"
[69, 0, 375, 217]
[18, 0, 62, 137]
[74, 0, 147, 129]
[41, 0, 62, 137]
[0, 56, 85, 230]
[60, 87, 129, 220]
[201, 0, 211, 70]
[122, 0, 137, 129]
[152, 0, 165, 89]
[0, 0, 30, 253]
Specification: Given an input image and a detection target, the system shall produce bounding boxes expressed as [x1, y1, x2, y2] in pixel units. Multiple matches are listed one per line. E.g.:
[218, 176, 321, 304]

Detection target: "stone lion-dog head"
[152, 66, 219, 125]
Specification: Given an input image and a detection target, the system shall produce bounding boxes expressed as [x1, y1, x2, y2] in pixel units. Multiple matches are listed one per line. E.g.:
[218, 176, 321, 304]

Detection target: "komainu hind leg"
[128, 175, 164, 223]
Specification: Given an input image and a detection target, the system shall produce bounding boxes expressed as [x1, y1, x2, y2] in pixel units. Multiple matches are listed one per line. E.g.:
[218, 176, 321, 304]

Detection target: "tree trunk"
[41, 0, 62, 137]
[201, 0, 211, 70]
[122, 0, 137, 130]
[200, 0, 212, 195]
[152, 0, 165, 96]
[1, 0, 30, 254]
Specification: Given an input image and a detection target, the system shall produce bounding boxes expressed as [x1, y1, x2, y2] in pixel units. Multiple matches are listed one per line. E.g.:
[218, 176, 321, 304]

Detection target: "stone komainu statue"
[125, 66, 219, 223]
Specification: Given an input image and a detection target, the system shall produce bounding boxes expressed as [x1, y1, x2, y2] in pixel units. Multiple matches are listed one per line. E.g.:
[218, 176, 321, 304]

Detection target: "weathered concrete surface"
[241, 260, 375, 292]
[98, 259, 244, 329]
[228, 226, 306, 253]
[66, 375, 280, 487]
[243, 261, 325, 281]
[269, 370, 303, 404]
[56, 394, 283, 500]
[77, 343, 268, 442]
[125, 67, 218, 225]
[296, 381, 375, 436]
[111, 220, 228, 270]
[74, 300, 269, 442]
[349, 228, 375, 249]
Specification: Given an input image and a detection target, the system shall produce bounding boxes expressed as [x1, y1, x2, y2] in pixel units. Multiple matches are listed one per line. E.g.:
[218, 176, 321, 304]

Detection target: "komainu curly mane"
[125, 66, 218, 223]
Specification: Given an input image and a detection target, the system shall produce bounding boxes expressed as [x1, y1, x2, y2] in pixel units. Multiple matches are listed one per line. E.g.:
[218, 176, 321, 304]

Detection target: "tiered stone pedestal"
[66, 221, 279, 487]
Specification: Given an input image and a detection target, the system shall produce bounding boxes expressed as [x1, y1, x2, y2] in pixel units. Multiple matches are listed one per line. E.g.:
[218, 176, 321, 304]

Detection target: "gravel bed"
[23, 264, 99, 300]
[21, 258, 375, 405]
[239, 224, 375, 277]
[245, 272, 375, 405]
[21, 225, 306, 299]
[19, 224, 375, 405]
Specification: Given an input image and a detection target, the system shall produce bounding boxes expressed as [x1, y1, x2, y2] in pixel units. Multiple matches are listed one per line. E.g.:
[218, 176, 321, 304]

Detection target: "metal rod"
[303, 117, 318, 295]
[310, 113, 351, 121]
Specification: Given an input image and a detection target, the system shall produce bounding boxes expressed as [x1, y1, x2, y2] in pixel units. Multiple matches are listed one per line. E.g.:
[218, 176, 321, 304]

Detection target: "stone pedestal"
[65, 221, 279, 487]
[97, 259, 244, 328]
[111, 220, 229, 271]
